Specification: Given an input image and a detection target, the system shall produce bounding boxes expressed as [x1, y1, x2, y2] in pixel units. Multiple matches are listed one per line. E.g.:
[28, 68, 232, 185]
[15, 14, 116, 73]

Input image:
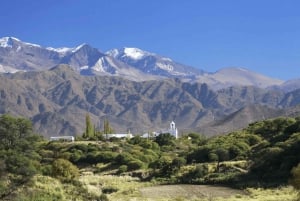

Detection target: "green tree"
[155, 133, 175, 147]
[0, 114, 35, 150]
[84, 113, 94, 139]
[103, 118, 114, 139]
[0, 114, 42, 198]
[215, 148, 229, 172]
[104, 118, 113, 134]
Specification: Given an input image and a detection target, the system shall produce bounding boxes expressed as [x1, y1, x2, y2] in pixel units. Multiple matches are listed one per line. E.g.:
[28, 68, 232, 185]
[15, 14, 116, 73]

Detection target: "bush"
[52, 158, 79, 181]
[99, 193, 109, 201]
[98, 151, 118, 163]
[41, 164, 52, 176]
[171, 157, 186, 169]
[155, 133, 175, 147]
[118, 165, 128, 174]
[115, 153, 134, 165]
[290, 163, 300, 189]
[5, 153, 38, 176]
[102, 186, 118, 194]
[127, 160, 144, 170]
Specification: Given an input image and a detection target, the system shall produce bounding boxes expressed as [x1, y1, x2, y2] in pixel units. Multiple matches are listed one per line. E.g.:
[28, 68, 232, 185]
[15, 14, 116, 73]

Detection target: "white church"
[142, 121, 178, 139]
[168, 121, 178, 139]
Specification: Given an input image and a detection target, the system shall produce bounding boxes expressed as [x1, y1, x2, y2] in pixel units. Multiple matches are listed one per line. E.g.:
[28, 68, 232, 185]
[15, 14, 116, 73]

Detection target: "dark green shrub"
[155, 133, 175, 147]
[99, 193, 109, 201]
[115, 153, 134, 165]
[97, 151, 118, 163]
[171, 157, 186, 169]
[118, 165, 128, 174]
[127, 160, 144, 170]
[102, 186, 118, 194]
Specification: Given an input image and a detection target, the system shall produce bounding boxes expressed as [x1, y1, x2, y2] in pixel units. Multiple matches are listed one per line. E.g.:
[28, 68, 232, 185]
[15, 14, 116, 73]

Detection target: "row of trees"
[82, 113, 114, 140]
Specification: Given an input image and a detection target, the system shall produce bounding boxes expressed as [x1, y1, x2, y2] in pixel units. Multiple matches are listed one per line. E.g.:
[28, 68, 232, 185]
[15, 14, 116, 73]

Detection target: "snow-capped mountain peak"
[106, 47, 153, 60]
[0, 37, 20, 48]
[105, 47, 205, 78]
[123, 47, 150, 60]
[0, 36, 42, 48]
[0, 36, 285, 90]
[46, 43, 87, 54]
[72, 43, 87, 53]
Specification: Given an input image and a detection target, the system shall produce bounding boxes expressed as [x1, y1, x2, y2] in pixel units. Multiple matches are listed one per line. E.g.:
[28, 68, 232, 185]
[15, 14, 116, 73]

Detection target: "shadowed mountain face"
[0, 65, 299, 137]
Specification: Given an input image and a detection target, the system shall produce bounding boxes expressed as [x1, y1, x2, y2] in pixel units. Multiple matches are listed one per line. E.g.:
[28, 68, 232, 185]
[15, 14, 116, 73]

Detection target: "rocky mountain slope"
[0, 37, 286, 90]
[1, 37, 300, 137]
[0, 65, 299, 137]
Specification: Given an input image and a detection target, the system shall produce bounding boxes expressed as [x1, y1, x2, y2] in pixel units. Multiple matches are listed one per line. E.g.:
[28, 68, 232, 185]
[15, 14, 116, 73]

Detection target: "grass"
[8, 169, 299, 201]
[78, 170, 298, 201]
[79, 170, 152, 201]
[217, 186, 298, 201]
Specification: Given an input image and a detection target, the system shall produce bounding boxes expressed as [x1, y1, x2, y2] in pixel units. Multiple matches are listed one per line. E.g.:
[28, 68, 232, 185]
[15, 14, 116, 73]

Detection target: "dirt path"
[140, 184, 245, 200]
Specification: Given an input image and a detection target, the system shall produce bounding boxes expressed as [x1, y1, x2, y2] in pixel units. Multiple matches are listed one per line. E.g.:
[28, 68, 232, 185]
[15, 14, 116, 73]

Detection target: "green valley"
[1, 114, 300, 200]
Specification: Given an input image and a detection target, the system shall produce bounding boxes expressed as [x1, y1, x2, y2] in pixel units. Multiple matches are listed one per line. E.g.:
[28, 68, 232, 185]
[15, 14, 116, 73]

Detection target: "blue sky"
[1, 0, 300, 80]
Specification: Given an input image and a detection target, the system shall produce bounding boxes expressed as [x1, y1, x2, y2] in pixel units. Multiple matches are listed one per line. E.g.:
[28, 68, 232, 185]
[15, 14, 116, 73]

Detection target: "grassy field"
[15, 170, 298, 201]
[79, 170, 298, 201]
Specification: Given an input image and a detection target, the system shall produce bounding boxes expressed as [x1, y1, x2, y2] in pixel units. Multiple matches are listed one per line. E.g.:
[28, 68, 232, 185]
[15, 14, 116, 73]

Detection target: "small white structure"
[50, 136, 75, 142]
[104, 133, 133, 140]
[169, 121, 178, 139]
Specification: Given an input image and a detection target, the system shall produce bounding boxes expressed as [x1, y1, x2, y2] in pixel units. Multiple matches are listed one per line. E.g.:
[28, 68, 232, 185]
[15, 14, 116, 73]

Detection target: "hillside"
[1, 65, 299, 137]
[1, 115, 300, 201]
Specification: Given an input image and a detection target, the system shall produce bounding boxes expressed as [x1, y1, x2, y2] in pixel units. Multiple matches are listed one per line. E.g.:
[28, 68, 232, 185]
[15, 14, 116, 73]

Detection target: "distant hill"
[0, 65, 299, 137]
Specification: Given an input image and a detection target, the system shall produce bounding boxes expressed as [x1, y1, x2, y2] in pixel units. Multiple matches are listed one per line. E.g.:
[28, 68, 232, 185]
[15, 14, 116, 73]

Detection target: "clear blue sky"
[1, 0, 300, 80]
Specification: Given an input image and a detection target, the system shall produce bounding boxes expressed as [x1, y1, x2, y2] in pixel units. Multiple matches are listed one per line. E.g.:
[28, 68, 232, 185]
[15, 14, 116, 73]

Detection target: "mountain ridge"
[0, 65, 299, 137]
[0, 36, 287, 91]
[1, 37, 300, 137]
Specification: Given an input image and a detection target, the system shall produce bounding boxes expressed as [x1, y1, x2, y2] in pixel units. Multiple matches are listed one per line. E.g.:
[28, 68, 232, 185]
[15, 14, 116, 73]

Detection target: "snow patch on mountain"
[23, 42, 41, 48]
[92, 57, 107, 72]
[106, 49, 119, 58]
[123, 47, 148, 60]
[80, 65, 89, 70]
[46, 43, 86, 54]
[156, 62, 174, 71]
[91, 57, 118, 74]
[0, 37, 14, 48]
[161, 57, 173, 62]
[47, 47, 73, 53]
[72, 44, 87, 53]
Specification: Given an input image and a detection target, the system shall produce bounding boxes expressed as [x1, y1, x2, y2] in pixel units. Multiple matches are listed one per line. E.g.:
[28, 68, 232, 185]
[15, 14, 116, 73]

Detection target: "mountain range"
[0, 36, 300, 137]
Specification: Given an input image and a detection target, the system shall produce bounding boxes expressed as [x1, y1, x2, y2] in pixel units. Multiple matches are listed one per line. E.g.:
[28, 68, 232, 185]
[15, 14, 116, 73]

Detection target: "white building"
[169, 121, 178, 139]
[142, 121, 178, 139]
[104, 133, 133, 139]
[50, 136, 75, 142]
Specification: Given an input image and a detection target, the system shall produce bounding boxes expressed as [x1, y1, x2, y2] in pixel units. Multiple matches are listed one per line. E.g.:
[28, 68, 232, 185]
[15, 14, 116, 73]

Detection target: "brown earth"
[140, 184, 245, 200]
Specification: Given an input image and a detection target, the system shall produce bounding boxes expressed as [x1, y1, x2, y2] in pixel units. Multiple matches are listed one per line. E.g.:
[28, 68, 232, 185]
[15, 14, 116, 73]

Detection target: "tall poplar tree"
[103, 118, 114, 139]
[84, 113, 94, 138]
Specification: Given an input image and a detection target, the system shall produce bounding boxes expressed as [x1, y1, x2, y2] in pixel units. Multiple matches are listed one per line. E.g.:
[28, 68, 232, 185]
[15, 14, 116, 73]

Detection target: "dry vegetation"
[21, 173, 298, 201]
